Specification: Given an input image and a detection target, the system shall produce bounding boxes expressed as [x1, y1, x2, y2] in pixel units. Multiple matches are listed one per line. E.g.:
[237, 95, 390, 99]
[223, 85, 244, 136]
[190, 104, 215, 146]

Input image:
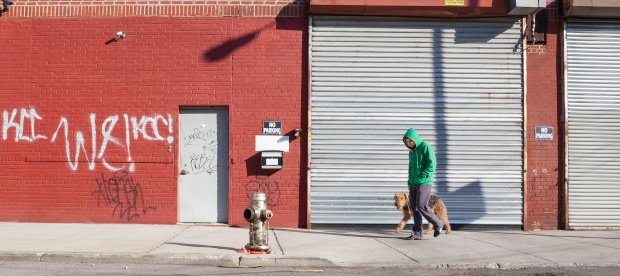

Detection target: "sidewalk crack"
[146, 226, 190, 254]
[271, 228, 285, 255]
[358, 230, 420, 263]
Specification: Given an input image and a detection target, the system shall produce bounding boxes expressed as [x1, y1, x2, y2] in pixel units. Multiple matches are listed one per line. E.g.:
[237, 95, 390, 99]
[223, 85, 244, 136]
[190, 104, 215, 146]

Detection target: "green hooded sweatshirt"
[403, 128, 436, 187]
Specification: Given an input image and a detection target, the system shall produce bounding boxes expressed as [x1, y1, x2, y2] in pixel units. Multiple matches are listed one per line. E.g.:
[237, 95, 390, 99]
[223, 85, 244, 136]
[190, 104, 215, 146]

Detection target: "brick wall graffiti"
[2, 107, 173, 172]
[245, 173, 281, 206]
[182, 128, 227, 175]
[92, 169, 156, 221]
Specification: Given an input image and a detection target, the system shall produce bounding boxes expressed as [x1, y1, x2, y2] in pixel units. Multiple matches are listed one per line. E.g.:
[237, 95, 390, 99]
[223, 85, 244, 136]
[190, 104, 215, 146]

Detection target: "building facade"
[0, 0, 309, 228]
[2, 0, 615, 230]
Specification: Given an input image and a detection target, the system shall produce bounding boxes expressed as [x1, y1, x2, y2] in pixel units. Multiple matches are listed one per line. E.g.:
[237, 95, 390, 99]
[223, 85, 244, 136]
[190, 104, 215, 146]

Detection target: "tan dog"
[393, 193, 451, 234]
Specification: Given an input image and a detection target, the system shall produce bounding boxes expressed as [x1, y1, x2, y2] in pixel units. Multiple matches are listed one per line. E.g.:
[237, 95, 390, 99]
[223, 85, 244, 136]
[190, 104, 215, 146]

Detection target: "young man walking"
[403, 128, 444, 240]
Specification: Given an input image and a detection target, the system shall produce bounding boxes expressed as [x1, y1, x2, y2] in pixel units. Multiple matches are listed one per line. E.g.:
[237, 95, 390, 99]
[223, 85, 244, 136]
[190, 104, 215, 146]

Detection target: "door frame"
[177, 106, 230, 224]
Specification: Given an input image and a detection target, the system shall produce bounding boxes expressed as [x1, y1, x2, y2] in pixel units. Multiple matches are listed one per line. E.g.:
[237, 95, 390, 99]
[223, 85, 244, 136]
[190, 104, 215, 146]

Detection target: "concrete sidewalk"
[0, 222, 619, 269]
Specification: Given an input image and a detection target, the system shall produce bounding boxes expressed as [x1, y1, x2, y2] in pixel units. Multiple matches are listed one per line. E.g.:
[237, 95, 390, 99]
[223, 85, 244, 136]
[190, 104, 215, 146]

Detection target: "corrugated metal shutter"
[309, 16, 524, 226]
[566, 19, 620, 228]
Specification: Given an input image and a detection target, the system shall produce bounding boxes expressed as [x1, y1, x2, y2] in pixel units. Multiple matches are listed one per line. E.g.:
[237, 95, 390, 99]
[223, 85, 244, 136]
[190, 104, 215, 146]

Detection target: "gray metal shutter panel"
[566, 19, 620, 228]
[310, 16, 524, 225]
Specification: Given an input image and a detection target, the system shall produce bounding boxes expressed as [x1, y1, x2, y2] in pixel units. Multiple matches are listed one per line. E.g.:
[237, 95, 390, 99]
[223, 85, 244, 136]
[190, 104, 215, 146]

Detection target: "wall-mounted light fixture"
[294, 129, 302, 137]
[116, 31, 127, 39]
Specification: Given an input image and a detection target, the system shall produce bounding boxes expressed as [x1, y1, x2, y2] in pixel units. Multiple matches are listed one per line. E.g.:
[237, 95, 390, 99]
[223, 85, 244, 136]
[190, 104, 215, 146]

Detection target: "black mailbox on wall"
[261, 151, 283, 169]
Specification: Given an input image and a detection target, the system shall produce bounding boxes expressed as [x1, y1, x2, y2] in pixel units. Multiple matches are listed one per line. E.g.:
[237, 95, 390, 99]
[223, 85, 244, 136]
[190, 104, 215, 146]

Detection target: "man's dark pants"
[409, 184, 444, 239]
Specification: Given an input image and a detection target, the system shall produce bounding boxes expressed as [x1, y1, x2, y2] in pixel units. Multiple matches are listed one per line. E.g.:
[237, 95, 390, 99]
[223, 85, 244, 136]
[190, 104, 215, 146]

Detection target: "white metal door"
[566, 19, 620, 228]
[309, 16, 524, 226]
[179, 108, 229, 223]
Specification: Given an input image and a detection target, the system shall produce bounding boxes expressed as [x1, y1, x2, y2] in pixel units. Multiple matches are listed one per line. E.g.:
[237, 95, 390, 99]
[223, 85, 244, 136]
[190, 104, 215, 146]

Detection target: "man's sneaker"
[405, 236, 422, 240]
[434, 226, 444, 237]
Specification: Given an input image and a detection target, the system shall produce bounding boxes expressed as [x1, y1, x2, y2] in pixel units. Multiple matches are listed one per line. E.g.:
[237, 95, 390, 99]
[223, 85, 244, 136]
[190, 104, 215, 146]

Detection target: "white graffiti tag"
[3, 108, 47, 142]
[2, 108, 174, 172]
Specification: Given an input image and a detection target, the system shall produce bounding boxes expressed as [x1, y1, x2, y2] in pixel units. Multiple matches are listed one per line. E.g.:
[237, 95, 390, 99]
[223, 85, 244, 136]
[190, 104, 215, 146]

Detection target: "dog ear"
[404, 193, 408, 201]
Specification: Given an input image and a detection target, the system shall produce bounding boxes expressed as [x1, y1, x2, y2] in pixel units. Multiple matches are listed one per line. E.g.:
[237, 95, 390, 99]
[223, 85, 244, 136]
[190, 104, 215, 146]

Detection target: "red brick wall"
[0, 0, 308, 17]
[0, 2, 308, 227]
[229, 17, 308, 228]
[524, 0, 564, 230]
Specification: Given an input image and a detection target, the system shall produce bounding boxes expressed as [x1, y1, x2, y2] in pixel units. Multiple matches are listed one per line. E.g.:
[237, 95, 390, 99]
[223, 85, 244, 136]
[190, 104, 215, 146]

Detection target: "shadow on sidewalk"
[480, 231, 620, 240]
[166, 242, 238, 251]
[273, 228, 408, 240]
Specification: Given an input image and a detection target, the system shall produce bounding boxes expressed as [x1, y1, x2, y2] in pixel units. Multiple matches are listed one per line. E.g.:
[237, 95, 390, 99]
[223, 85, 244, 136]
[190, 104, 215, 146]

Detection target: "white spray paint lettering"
[2, 108, 174, 172]
[3, 108, 47, 142]
[51, 114, 97, 171]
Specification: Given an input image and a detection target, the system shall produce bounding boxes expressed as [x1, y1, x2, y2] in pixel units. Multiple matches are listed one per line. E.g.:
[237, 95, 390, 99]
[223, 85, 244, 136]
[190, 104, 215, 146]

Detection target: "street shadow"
[436, 180, 485, 226]
[478, 231, 620, 241]
[166, 242, 239, 251]
[203, 0, 307, 62]
[203, 22, 276, 62]
[431, 17, 521, 228]
[273, 227, 400, 240]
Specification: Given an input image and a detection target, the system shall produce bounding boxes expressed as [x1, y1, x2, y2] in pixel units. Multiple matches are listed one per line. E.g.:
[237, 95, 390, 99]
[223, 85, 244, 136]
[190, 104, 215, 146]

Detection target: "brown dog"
[393, 193, 451, 234]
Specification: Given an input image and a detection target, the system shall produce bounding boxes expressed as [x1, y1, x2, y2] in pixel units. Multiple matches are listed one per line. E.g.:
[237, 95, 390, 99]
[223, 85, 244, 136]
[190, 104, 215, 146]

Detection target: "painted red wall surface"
[0, 16, 308, 228]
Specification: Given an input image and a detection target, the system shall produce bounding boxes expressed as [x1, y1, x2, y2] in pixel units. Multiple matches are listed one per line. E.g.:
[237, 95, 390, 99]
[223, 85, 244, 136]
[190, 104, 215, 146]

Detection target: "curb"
[239, 256, 335, 267]
[0, 252, 335, 267]
[3, 252, 620, 269]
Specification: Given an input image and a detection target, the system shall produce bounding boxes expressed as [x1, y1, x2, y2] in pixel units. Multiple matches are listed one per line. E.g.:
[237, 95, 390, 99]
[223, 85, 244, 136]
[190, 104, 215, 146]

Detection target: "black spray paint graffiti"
[245, 173, 281, 206]
[92, 170, 156, 221]
[189, 151, 217, 174]
[183, 129, 215, 147]
[183, 128, 225, 175]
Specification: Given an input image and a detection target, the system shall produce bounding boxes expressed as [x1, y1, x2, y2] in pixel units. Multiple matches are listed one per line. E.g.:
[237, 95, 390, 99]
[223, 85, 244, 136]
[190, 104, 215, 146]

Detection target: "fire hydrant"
[244, 191, 273, 253]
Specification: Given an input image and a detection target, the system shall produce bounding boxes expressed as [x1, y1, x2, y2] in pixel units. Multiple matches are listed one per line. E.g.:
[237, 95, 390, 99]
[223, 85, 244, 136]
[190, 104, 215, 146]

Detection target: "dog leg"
[439, 212, 451, 234]
[395, 209, 412, 233]
[424, 222, 434, 235]
[434, 201, 451, 234]
[396, 219, 407, 233]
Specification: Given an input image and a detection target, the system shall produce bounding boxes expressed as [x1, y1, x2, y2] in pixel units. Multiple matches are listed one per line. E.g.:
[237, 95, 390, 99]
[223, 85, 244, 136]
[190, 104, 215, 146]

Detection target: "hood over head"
[403, 128, 423, 149]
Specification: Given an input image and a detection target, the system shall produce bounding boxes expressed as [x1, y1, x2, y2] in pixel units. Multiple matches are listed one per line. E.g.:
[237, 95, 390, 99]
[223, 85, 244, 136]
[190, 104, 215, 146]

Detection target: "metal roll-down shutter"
[566, 19, 620, 228]
[309, 16, 524, 226]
